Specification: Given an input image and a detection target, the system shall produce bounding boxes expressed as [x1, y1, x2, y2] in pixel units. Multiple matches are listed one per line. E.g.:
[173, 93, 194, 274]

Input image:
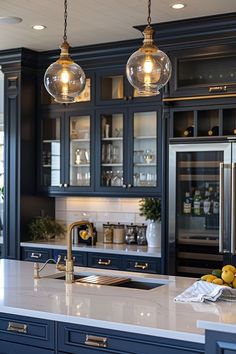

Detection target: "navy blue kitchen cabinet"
[0, 313, 55, 353]
[205, 330, 236, 354]
[57, 322, 204, 354]
[95, 66, 162, 106]
[168, 103, 236, 140]
[38, 103, 162, 197]
[21, 246, 162, 274]
[39, 107, 95, 196]
[95, 105, 162, 197]
[21, 247, 53, 262]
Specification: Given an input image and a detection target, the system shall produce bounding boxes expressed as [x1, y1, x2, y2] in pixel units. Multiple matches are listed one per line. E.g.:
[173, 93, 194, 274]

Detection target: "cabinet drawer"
[123, 256, 161, 274]
[87, 252, 122, 270]
[0, 313, 55, 349]
[21, 247, 53, 262]
[53, 249, 87, 266]
[58, 323, 204, 354]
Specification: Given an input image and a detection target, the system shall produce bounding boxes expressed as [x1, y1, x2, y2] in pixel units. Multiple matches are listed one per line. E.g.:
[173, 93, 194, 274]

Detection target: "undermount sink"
[45, 271, 168, 290]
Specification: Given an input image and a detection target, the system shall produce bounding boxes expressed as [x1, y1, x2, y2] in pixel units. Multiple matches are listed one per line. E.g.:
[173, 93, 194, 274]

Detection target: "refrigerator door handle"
[219, 162, 224, 253]
[231, 163, 236, 255]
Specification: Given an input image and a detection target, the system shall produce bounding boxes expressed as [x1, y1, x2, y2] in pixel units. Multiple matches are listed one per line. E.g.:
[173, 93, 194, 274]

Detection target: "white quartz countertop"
[0, 260, 235, 344]
[20, 241, 161, 257]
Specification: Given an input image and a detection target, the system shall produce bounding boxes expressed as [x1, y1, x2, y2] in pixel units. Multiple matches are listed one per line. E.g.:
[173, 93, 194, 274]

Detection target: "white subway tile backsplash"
[55, 197, 143, 235]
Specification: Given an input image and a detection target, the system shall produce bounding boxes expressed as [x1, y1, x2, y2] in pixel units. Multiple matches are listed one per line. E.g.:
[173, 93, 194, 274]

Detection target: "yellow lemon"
[212, 278, 224, 285]
[222, 265, 236, 274]
[201, 274, 213, 281]
[206, 275, 217, 282]
[221, 269, 235, 284]
[232, 277, 236, 289]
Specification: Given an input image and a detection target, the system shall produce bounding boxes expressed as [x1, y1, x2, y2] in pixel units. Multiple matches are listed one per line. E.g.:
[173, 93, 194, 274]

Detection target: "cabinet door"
[129, 107, 161, 195]
[96, 67, 127, 106]
[64, 111, 95, 193]
[39, 112, 64, 193]
[206, 330, 236, 354]
[169, 47, 236, 98]
[96, 108, 127, 194]
[0, 341, 54, 354]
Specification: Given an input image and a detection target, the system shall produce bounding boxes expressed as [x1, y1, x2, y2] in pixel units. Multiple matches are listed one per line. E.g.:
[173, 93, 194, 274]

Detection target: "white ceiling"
[0, 0, 235, 52]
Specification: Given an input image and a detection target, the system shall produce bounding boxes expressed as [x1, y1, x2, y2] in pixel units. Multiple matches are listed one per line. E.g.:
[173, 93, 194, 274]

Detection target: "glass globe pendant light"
[44, 0, 86, 103]
[126, 0, 172, 96]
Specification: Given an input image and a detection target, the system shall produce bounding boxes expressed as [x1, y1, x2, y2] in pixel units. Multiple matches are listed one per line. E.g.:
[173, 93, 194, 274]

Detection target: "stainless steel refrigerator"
[168, 142, 236, 276]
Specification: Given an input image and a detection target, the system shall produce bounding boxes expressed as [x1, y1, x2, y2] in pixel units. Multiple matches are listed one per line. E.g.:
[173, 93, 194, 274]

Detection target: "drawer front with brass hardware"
[0, 313, 55, 349]
[21, 247, 53, 263]
[88, 252, 122, 270]
[123, 256, 161, 274]
[58, 322, 204, 354]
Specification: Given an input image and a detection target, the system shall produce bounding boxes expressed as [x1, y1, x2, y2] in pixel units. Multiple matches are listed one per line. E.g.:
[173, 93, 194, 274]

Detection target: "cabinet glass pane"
[133, 112, 157, 187]
[100, 113, 123, 187]
[101, 75, 123, 100]
[178, 55, 236, 87]
[176, 151, 222, 243]
[42, 118, 60, 186]
[74, 78, 91, 102]
[70, 115, 90, 186]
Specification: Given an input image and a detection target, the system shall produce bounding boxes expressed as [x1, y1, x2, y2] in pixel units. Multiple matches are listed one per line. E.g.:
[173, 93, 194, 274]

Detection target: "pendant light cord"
[147, 0, 151, 26]
[63, 0, 68, 41]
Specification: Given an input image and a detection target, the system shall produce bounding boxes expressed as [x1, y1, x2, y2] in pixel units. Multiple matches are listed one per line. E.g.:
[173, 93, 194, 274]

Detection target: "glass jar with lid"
[103, 222, 113, 243]
[136, 224, 147, 245]
[113, 223, 125, 244]
[125, 223, 137, 244]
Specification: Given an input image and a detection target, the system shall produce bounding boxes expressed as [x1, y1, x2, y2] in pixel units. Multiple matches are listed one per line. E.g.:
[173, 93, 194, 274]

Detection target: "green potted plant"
[139, 198, 161, 248]
[28, 216, 65, 241]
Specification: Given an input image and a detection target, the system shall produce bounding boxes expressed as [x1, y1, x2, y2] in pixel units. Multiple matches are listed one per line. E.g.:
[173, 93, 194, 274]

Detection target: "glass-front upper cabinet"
[98, 110, 124, 191]
[96, 67, 162, 106]
[96, 106, 161, 195]
[168, 47, 236, 98]
[132, 111, 157, 189]
[69, 114, 92, 188]
[41, 114, 61, 189]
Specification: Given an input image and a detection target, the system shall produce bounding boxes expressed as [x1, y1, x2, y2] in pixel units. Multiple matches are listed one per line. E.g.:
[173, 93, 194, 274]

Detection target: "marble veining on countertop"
[0, 260, 236, 344]
[20, 241, 161, 257]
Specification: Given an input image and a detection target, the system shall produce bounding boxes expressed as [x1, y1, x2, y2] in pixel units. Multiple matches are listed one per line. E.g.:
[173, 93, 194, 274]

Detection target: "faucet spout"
[66, 220, 94, 284]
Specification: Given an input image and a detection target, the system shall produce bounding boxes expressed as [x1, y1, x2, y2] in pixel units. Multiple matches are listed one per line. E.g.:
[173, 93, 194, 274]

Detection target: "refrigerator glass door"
[169, 143, 231, 276]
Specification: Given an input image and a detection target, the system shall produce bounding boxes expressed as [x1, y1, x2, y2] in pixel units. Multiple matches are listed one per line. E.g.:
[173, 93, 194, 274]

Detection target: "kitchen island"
[0, 259, 235, 353]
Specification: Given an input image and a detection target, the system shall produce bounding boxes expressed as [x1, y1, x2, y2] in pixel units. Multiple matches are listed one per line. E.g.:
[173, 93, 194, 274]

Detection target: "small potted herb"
[28, 216, 65, 241]
[139, 198, 161, 248]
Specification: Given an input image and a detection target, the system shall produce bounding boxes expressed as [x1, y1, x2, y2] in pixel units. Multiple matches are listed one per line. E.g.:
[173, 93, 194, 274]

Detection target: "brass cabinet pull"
[208, 85, 227, 93]
[30, 252, 42, 259]
[134, 262, 148, 270]
[98, 259, 111, 266]
[7, 322, 28, 334]
[85, 334, 107, 347]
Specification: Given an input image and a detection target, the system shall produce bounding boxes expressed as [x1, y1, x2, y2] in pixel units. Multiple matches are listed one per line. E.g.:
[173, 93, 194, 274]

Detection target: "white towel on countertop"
[174, 280, 236, 303]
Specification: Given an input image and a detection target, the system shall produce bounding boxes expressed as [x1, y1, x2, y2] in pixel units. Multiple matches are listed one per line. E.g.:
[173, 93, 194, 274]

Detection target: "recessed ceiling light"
[0, 16, 22, 24]
[32, 24, 46, 30]
[171, 3, 186, 9]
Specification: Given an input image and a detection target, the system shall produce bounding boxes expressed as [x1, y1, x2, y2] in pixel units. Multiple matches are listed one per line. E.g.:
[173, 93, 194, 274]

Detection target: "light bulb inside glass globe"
[143, 55, 154, 74]
[126, 25, 172, 96]
[44, 41, 86, 104]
